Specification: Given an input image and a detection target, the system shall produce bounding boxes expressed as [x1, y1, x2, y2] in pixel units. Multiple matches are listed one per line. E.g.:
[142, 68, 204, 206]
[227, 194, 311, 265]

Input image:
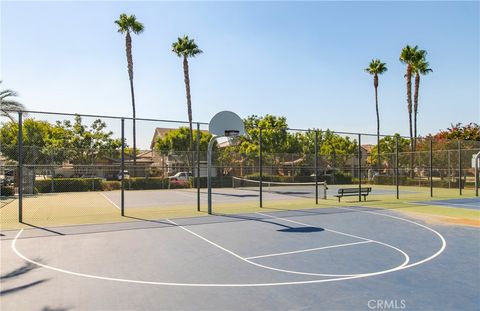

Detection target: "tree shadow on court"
[0, 260, 50, 297]
[210, 191, 259, 198]
[212, 213, 324, 233]
[0, 262, 38, 280]
[41, 306, 71, 311]
[0, 279, 49, 296]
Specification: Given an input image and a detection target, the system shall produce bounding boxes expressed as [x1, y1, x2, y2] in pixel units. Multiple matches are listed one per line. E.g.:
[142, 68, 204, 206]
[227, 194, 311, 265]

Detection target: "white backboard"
[209, 111, 245, 137]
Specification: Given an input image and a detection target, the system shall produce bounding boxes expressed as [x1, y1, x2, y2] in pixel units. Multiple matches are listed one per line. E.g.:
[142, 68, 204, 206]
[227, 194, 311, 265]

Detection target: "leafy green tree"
[0, 116, 121, 165]
[239, 115, 298, 155]
[412, 49, 432, 151]
[0, 119, 53, 164]
[155, 127, 212, 155]
[365, 59, 388, 170]
[65, 116, 122, 164]
[368, 134, 410, 168]
[318, 130, 358, 169]
[434, 123, 480, 141]
[115, 13, 144, 168]
[172, 35, 203, 150]
[0, 81, 25, 122]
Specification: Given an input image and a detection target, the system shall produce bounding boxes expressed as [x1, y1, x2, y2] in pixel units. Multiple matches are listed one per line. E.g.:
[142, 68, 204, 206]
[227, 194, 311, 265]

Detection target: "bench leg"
[338, 196, 341, 202]
[363, 195, 366, 201]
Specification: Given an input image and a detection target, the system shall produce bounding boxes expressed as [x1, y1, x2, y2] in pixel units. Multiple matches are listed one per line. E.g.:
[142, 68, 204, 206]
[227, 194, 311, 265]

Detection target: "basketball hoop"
[207, 111, 245, 214]
[224, 130, 240, 137]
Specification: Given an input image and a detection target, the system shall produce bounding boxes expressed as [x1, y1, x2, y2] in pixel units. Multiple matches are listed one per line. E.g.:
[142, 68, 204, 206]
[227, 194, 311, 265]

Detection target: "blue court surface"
[414, 197, 480, 210]
[1, 206, 479, 310]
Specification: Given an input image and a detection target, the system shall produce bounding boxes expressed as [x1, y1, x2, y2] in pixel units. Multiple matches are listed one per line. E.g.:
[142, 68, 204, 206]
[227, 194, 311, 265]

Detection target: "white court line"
[334, 206, 447, 270]
[166, 219, 369, 277]
[245, 240, 373, 260]
[100, 193, 120, 210]
[11, 207, 446, 287]
[256, 212, 370, 242]
[256, 212, 410, 268]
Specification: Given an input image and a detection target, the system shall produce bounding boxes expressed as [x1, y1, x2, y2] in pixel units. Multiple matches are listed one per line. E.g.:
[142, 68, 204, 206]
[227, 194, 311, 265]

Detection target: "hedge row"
[35, 178, 104, 193]
[243, 173, 353, 185]
[370, 175, 474, 189]
[35, 177, 196, 193]
[1, 186, 15, 196]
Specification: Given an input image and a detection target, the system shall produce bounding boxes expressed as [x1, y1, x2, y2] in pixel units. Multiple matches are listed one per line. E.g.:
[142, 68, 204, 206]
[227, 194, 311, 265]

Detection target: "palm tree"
[412, 50, 432, 152]
[115, 13, 144, 168]
[365, 59, 388, 172]
[400, 45, 418, 176]
[0, 81, 24, 121]
[172, 35, 203, 150]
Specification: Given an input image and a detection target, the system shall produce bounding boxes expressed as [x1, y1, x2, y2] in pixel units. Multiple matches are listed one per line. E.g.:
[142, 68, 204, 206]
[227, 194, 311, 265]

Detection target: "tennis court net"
[232, 177, 327, 200]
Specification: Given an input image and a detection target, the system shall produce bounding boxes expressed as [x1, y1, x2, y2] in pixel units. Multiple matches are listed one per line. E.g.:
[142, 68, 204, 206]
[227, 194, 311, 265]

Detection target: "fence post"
[259, 128, 263, 208]
[475, 152, 479, 197]
[315, 130, 318, 204]
[396, 136, 399, 199]
[197, 122, 200, 212]
[121, 118, 125, 216]
[358, 134, 362, 202]
[458, 140, 462, 195]
[447, 150, 451, 189]
[18, 111, 23, 223]
[429, 139, 433, 197]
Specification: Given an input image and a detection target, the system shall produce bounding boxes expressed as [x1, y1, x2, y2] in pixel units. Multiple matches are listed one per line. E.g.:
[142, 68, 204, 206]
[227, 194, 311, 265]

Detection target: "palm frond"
[365, 59, 387, 75]
[115, 13, 144, 35]
[399, 45, 418, 64]
[172, 35, 203, 58]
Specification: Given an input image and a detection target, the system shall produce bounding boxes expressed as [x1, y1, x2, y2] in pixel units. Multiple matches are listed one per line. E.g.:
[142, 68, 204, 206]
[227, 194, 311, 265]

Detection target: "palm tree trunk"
[413, 73, 420, 153]
[125, 31, 137, 172]
[406, 65, 414, 178]
[129, 78, 137, 167]
[183, 56, 194, 151]
[374, 75, 380, 173]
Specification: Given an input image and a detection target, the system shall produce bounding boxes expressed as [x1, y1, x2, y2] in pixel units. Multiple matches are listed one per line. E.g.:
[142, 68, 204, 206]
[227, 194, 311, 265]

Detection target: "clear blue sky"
[1, 1, 479, 148]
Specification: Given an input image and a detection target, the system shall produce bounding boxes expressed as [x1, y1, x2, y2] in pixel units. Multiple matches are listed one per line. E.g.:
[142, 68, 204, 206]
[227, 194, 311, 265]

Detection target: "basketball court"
[2, 206, 479, 310]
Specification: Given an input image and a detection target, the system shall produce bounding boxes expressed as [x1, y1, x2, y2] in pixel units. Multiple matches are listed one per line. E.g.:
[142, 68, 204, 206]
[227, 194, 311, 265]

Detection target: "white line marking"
[100, 193, 120, 210]
[166, 219, 367, 277]
[245, 240, 373, 260]
[256, 212, 369, 242]
[10, 207, 446, 287]
[333, 206, 447, 270]
[255, 212, 410, 269]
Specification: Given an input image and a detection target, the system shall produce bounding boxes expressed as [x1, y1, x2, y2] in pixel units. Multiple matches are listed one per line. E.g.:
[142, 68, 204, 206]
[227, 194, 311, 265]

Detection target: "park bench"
[334, 187, 372, 202]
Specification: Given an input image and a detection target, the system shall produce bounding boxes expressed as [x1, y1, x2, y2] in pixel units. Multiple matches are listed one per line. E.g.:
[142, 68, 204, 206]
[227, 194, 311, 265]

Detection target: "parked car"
[169, 172, 191, 184]
[117, 170, 130, 180]
[0, 169, 14, 185]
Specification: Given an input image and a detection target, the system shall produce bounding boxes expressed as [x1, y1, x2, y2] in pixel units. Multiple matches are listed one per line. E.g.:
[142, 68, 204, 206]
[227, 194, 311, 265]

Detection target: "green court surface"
[1, 185, 479, 230]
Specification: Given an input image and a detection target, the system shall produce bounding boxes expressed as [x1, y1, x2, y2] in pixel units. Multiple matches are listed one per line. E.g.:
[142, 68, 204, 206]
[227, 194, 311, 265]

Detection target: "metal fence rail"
[0, 109, 478, 227]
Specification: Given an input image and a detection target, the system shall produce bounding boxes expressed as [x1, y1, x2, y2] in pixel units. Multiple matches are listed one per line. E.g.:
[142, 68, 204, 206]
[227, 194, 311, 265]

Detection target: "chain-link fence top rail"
[1, 109, 479, 227]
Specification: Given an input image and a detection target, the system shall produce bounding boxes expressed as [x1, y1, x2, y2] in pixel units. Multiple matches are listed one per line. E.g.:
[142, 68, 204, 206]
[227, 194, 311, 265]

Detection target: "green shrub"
[125, 177, 170, 190]
[194, 176, 233, 188]
[240, 173, 352, 185]
[102, 181, 121, 191]
[1, 186, 15, 196]
[326, 172, 352, 184]
[368, 175, 474, 189]
[35, 178, 103, 193]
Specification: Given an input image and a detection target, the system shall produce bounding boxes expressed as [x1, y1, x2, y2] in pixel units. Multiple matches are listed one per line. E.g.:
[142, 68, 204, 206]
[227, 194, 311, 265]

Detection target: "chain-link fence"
[1, 110, 479, 228]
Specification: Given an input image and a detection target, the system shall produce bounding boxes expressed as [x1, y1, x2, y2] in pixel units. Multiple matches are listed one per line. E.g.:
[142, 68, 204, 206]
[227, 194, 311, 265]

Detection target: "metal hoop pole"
[18, 111, 23, 223]
[121, 118, 125, 216]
